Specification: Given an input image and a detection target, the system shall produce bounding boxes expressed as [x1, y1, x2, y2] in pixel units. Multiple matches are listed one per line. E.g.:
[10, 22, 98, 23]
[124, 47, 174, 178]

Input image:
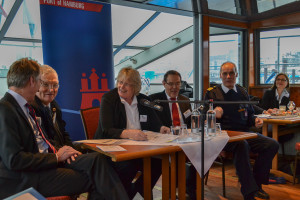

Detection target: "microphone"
[140, 99, 163, 112]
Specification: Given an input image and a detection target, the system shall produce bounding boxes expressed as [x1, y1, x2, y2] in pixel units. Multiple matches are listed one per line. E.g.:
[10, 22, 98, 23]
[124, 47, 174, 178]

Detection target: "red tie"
[171, 98, 180, 126]
[26, 103, 57, 153]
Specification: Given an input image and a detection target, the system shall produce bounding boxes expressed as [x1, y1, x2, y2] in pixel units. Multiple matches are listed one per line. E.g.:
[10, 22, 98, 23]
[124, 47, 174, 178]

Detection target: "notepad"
[96, 145, 126, 152]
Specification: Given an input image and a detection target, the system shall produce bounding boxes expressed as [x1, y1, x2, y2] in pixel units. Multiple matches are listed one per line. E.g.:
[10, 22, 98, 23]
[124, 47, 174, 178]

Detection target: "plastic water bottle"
[191, 105, 200, 134]
[206, 102, 216, 136]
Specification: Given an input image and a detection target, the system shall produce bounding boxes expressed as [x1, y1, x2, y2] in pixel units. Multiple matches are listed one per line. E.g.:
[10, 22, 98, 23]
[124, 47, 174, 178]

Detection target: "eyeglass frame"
[275, 78, 287, 82]
[40, 79, 60, 89]
[117, 80, 134, 87]
[165, 82, 181, 87]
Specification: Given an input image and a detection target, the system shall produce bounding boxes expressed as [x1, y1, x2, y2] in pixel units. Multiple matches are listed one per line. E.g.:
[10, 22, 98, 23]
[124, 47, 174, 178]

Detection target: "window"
[259, 27, 300, 84]
[0, 1, 43, 98]
[209, 27, 241, 85]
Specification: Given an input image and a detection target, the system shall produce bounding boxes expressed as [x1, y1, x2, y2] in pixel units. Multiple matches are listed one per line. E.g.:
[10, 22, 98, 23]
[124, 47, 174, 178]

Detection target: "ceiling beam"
[0, 0, 23, 44]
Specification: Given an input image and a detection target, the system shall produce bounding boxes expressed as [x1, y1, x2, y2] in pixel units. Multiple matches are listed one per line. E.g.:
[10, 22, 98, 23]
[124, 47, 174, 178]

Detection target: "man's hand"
[56, 146, 82, 164]
[121, 129, 147, 141]
[160, 126, 170, 134]
[255, 117, 263, 128]
[214, 106, 223, 119]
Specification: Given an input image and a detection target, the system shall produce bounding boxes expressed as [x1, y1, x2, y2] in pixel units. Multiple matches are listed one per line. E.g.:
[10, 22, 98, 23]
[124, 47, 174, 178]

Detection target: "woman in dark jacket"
[261, 73, 290, 110]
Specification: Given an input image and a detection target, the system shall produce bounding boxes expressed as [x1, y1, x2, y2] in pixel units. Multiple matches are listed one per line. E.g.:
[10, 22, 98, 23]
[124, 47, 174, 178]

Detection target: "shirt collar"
[276, 88, 289, 99]
[221, 84, 237, 93]
[8, 89, 28, 115]
[120, 95, 138, 106]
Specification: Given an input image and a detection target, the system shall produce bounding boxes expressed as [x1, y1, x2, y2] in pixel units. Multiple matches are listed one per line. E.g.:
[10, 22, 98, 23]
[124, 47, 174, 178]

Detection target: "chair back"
[80, 107, 100, 139]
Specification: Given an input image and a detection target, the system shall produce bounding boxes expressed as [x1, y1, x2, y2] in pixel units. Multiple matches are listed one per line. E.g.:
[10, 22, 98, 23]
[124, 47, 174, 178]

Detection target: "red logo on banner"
[80, 68, 110, 109]
[40, 0, 103, 12]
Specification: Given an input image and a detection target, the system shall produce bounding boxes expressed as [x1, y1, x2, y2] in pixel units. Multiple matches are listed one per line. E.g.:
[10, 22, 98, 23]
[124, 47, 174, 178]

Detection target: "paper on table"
[144, 131, 178, 143]
[74, 139, 121, 145]
[97, 145, 127, 152]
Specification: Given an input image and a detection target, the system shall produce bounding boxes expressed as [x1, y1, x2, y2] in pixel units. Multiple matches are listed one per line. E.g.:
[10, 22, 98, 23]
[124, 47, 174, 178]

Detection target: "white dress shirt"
[120, 95, 141, 130]
[276, 88, 289, 104]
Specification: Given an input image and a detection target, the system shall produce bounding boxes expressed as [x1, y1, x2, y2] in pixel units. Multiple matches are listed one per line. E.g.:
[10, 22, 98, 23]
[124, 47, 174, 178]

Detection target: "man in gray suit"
[0, 58, 129, 199]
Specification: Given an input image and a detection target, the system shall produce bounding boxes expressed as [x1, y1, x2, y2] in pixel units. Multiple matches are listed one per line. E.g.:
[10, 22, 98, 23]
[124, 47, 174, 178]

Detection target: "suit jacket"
[32, 96, 73, 149]
[149, 91, 192, 128]
[260, 88, 290, 110]
[0, 93, 57, 198]
[94, 88, 163, 139]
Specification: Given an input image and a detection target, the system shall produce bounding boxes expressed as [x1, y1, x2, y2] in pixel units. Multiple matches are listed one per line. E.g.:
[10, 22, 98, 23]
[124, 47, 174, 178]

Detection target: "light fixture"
[172, 37, 181, 43]
[130, 58, 137, 64]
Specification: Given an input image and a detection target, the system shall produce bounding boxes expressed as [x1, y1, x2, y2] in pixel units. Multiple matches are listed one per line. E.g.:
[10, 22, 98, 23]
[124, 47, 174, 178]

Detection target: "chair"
[80, 107, 100, 139]
[293, 142, 300, 184]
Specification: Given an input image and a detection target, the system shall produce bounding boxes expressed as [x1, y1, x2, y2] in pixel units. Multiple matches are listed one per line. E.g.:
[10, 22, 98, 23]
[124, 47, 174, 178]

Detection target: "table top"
[261, 117, 300, 124]
[83, 130, 257, 162]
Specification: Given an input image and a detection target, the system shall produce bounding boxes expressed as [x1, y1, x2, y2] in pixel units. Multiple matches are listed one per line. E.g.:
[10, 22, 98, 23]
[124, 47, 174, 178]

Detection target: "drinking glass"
[215, 123, 222, 135]
[287, 101, 295, 114]
[296, 107, 300, 116]
[171, 126, 181, 136]
[279, 105, 286, 114]
[180, 124, 189, 137]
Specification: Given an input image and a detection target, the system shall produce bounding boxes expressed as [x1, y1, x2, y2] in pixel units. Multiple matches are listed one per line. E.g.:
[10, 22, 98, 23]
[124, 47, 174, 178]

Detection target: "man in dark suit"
[149, 70, 192, 128]
[204, 62, 279, 200]
[0, 58, 129, 199]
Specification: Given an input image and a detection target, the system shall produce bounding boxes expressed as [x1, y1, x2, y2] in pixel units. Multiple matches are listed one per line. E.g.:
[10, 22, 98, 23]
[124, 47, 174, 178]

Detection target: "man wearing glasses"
[204, 61, 279, 200]
[150, 70, 192, 128]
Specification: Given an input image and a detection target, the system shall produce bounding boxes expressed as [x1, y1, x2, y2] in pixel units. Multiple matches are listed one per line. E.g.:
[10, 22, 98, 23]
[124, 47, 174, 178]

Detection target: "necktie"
[26, 103, 57, 153]
[171, 98, 180, 126]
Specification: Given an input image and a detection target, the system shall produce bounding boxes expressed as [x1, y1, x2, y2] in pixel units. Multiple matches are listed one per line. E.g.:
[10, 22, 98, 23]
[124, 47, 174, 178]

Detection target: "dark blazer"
[0, 93, 57, 198]
[149, 91, 192, 128]
[260, 88, 290, 110]
[94, 88, 163, 139]
[31, 96, 73, 149]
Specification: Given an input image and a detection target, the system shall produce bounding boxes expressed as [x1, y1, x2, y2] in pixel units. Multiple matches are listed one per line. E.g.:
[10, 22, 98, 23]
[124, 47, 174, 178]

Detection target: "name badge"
[183, 109, 192, 118]
[140, 115, 147, 122]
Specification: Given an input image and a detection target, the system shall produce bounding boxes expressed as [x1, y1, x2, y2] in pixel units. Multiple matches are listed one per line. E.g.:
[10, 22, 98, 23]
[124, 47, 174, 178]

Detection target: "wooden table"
[261, 117, 300, 182]
[83, 130, 257, 200]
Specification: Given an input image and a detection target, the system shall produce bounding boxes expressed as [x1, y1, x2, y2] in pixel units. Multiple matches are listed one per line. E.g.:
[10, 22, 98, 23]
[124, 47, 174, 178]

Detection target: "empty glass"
[279, 105, 286, 114]
[180, 124, 189, 137]
[171, 126, 181, 136]
[215, 123, 222, 135]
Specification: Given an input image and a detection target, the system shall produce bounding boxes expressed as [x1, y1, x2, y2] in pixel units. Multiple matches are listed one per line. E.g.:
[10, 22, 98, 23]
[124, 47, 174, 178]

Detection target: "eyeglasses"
[118, 80, 133, 87]
[165, 82, 181, 87]
[276, 78, 287, 82]
[40, 80, 59, 89]
[221, 72, 236, 77]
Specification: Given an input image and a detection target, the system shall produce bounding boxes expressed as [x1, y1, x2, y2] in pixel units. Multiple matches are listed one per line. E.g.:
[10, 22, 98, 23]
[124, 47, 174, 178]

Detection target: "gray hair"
[116, 67, 141, 96]
[40, 65, 58, 78]
[7, 57, 40, 88]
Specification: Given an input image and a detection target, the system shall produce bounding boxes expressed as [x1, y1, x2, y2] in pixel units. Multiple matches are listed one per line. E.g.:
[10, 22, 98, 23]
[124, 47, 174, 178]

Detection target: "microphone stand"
[154, 99, 259, 200]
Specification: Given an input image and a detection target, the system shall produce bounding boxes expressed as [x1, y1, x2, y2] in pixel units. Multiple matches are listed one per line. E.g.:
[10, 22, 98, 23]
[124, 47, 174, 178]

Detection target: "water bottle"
[206, 102, 216, 136]
[191, 105, 200, 134]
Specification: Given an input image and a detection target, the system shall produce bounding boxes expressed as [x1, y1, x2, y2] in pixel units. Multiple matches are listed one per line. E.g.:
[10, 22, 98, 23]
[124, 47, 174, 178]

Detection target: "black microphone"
[140, 99, 163, 112]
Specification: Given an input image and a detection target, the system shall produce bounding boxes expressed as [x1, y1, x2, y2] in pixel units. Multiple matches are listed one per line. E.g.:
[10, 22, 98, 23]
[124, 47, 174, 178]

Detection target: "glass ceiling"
[257, 0, 299, 13]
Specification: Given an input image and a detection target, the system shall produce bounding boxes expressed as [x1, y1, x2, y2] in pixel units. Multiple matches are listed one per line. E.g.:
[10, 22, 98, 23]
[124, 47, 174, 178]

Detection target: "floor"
[79, 154, 300, 200]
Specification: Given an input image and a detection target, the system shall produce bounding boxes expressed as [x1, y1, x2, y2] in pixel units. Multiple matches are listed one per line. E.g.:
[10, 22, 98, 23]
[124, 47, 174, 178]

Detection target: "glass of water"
[171, 126, 181, 136]
[180, 124, 189, 137]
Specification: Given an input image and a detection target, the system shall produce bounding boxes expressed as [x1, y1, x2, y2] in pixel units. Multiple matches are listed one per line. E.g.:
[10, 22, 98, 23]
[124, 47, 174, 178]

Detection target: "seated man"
[32, 64, 138, 199]
[0, 58, 129, 199]
[149, 70, 192, 128]
[204, 61, 279, 200]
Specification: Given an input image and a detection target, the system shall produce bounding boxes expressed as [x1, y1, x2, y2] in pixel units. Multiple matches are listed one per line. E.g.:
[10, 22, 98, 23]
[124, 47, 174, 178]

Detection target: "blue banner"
[40, 0, 113, 141]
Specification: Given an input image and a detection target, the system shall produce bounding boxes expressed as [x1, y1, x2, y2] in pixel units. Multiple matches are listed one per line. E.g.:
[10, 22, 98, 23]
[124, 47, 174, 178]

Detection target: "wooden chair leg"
[294, 152, 299, 185]
[204, 170, 209, 185]
[222, 159, 226, 197]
